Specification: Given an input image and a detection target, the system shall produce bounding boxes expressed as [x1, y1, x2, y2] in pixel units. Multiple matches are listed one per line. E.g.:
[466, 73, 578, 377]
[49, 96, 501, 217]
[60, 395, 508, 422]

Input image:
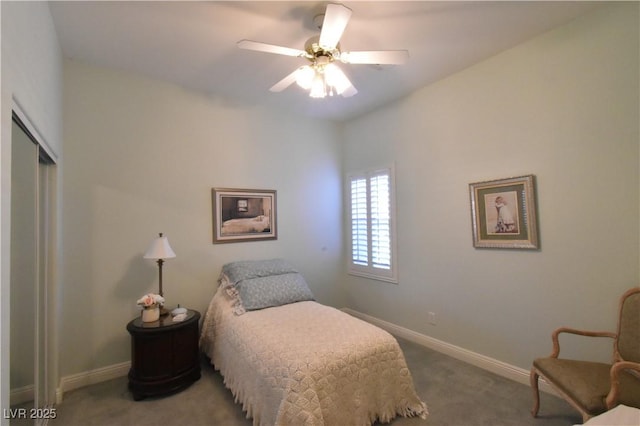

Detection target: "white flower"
[136, 293, 165, 308]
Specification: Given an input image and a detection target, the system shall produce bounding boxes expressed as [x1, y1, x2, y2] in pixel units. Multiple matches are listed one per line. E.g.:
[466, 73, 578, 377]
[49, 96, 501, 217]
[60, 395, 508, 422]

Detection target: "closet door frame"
[10, 105, 57, 411]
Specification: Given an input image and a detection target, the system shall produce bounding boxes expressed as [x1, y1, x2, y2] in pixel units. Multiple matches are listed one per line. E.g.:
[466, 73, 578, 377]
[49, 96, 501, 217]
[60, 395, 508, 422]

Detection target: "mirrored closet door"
[10, 114, 55, 416]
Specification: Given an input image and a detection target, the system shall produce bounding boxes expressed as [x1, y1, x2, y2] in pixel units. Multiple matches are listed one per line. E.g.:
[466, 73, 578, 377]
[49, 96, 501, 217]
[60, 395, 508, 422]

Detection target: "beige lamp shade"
[144, 233, 176, 301]
[143, 233, 176, 260]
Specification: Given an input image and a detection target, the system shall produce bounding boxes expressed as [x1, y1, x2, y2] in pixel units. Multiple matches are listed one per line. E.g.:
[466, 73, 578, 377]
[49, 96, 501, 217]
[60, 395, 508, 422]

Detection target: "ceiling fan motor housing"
[304, 35, 340, 65]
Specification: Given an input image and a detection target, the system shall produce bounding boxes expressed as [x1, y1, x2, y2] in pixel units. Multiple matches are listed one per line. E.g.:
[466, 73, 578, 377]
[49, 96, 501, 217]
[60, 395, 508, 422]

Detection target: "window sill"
[347, 269, 398, 284]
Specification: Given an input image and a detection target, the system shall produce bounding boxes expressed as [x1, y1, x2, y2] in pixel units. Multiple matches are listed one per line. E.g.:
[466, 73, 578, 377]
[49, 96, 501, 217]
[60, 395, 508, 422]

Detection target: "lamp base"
[160, 307, 170, 316]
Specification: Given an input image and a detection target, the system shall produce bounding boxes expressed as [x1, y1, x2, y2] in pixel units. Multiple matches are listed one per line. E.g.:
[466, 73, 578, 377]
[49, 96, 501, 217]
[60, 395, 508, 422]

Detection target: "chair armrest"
[606, 361, 640, 408]
[549, 327, 617, 358]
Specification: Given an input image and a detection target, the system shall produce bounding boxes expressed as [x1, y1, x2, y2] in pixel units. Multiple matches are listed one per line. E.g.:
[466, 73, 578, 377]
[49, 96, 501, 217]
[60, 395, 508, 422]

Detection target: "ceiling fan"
[237, 3, 409, 98]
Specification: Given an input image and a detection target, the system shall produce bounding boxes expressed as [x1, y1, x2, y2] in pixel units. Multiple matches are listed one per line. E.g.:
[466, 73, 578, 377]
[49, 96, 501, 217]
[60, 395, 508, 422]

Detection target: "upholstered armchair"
[530, 287, 640, 422]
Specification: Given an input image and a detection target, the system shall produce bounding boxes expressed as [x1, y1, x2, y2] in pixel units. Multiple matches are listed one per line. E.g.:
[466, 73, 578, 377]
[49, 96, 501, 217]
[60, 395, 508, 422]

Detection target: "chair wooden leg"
[530, 368, 540, 417]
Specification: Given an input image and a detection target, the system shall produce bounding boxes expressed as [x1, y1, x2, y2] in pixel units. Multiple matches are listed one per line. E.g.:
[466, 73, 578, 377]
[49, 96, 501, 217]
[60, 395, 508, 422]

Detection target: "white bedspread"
[221, 216, 270, 235]
[200, 288, 428, 425]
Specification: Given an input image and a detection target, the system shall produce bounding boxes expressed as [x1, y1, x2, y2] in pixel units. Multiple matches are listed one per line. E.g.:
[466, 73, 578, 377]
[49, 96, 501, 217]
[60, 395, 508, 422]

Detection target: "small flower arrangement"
[137, 293, 165, 309]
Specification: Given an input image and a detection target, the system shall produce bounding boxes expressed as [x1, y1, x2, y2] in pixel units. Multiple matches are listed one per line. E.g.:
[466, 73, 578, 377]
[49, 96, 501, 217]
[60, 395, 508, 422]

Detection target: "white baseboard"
[56, 361, 130, 404]
[11, 387, 54, 426]
[342, 308, 557, 396]
[52, 311, 557, 405]
[10, 384, 34, 406]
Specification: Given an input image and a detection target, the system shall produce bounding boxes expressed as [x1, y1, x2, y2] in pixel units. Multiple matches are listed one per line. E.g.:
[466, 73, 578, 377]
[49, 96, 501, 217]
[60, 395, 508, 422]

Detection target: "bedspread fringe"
[218, 365, 260, 424]
[217, 356, 428, 426]
[373, 401, 429, 424]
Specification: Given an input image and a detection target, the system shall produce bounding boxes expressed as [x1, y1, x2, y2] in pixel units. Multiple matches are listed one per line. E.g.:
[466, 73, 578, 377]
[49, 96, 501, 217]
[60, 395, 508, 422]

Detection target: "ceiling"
[49, 1, 603, 122]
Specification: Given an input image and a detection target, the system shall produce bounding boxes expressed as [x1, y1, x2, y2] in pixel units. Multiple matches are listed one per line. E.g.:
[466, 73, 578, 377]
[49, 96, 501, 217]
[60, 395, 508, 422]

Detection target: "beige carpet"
[48, 338, 581, 426]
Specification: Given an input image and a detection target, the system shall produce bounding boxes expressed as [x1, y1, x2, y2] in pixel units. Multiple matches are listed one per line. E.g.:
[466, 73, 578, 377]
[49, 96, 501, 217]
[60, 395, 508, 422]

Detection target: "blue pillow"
[235, 272, 314, 313]
[222, 258, 298, 285]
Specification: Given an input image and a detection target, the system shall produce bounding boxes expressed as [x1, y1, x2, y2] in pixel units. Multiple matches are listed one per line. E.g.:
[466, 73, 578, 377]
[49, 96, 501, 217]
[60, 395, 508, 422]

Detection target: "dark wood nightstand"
[126, 309, 201, 400]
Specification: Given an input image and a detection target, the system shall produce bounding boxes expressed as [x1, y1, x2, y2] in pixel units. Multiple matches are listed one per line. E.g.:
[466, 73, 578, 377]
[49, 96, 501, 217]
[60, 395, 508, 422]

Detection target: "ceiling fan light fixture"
[324, 63, 350, 95]
[295, 66, 315, 89]
[309, 72, 326, 98]
[300, 62, 356, 98]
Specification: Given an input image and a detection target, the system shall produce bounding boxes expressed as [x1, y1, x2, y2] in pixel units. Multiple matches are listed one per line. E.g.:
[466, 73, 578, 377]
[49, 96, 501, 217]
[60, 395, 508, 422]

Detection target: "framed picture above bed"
[212, 188, 277, 243]
[469, 175, 539, 249]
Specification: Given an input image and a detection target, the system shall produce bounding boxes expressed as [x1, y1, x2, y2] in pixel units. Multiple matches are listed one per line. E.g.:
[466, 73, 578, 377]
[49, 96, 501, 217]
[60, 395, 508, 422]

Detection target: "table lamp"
[144, 232, 176, 314]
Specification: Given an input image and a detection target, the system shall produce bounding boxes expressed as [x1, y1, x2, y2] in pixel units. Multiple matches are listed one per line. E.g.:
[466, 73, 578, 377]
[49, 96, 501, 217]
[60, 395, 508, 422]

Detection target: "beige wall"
[341, 3, 639, 370]
[60, 61, 344, 377]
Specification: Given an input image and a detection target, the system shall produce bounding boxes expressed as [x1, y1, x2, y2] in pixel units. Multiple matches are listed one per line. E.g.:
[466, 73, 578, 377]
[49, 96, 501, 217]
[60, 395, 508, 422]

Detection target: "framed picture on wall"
[211, 188, 277, 243]
[469, 175, 539, 249]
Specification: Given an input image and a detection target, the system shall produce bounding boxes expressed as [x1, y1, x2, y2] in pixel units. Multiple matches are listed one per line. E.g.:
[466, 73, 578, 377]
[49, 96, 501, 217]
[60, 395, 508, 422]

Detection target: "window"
[348, 166, 397, 283]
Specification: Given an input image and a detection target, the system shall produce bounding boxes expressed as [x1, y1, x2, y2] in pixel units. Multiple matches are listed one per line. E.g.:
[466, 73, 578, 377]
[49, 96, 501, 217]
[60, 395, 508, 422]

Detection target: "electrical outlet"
[428, 311, 436, 325]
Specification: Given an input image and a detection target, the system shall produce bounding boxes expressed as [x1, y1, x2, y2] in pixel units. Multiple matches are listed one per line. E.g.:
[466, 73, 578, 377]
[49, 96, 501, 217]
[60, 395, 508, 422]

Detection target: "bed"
[221, 215, 270, 235]
[200, 259, 428, 425]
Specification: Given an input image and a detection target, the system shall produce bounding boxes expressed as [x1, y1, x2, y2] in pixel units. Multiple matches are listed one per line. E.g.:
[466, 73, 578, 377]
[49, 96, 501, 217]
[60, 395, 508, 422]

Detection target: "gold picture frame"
[469, 175, 539, 249]
[212, 188, 277, 243]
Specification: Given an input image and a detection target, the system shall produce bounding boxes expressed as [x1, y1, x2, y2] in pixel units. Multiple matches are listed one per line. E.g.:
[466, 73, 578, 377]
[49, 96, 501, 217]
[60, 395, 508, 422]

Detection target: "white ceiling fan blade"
[341, 50, 410, 65]
[269, 69, 299, 92]
[238, 39, 306, 57]
[318, 3, 352, 50]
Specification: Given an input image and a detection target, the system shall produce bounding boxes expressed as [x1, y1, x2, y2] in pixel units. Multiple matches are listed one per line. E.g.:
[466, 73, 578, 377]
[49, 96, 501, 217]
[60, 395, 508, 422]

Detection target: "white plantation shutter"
[351, 177, 368, 266]
[370, 173, 391, 269]
[348, 167, 397, 283]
